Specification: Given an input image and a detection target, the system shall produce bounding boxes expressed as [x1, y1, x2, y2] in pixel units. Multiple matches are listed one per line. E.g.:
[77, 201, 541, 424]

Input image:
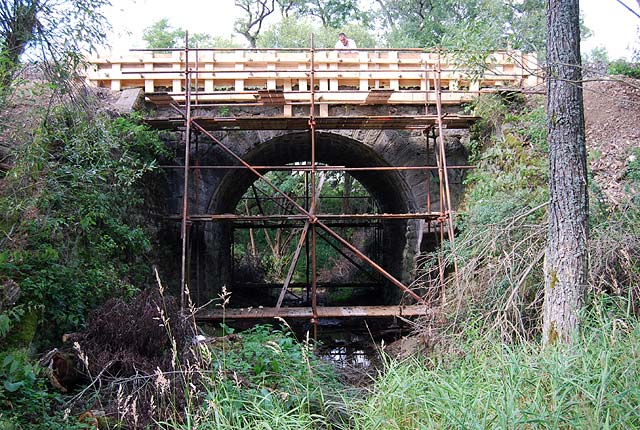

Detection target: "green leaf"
[3, 380, 24, 392]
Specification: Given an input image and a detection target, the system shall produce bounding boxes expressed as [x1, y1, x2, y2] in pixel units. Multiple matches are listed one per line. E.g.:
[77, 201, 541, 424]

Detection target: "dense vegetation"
[0, 99, 167, 427]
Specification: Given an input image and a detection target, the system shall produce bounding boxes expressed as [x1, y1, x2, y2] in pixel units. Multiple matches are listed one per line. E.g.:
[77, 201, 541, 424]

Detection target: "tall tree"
[256, 16, 375, 48]
[142, 19, 239, 49]
[0, 0, 110, 91]
[234, 0, 276, 47]
[542, 0, 588, 345]
[142, 18, 183, 49]
[373, 0, 545, 51]
[274, 0, 364, 27]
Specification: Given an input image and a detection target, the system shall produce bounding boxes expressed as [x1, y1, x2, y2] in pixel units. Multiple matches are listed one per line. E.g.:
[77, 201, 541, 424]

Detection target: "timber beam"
[196, 305, 433, 321]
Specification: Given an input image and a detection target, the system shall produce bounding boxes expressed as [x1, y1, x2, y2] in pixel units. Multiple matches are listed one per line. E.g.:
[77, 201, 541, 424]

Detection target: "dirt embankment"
[584, 77, 640, 205]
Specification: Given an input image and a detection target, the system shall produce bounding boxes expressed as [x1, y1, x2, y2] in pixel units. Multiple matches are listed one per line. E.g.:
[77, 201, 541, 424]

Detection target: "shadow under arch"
[201, 131, 418, 307]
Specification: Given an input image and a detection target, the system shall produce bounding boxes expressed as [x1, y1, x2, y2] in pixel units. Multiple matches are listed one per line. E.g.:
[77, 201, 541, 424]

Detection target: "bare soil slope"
[584, 76, 640, 205]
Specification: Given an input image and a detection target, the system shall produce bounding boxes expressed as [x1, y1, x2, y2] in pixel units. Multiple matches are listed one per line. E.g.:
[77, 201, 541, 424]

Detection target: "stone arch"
[198, 131, 421, 306]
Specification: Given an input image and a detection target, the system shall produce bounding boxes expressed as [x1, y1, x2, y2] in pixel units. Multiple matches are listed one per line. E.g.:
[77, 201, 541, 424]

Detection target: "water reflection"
[321, 346, 371, 368]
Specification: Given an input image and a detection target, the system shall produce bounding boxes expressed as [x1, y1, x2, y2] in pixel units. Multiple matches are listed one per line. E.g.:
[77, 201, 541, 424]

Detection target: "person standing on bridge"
[335, 32, 357, 50]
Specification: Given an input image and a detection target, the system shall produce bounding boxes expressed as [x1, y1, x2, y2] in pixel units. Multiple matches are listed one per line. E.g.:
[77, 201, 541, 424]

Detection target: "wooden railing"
[85, 49, 542, 115]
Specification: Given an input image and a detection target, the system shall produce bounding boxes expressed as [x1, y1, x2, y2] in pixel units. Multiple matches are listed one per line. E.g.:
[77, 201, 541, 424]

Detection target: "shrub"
[0, 107, 167, 347]
[608, 60, 640, 78]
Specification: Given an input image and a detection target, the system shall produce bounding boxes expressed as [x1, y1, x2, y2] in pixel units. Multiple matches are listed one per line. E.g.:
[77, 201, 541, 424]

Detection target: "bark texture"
[542, 0, 588, 345]
[0, 0, 39, 88]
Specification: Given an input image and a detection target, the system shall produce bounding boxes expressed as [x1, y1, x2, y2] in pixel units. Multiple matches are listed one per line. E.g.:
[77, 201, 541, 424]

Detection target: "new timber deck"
[86, 48, 542, 116]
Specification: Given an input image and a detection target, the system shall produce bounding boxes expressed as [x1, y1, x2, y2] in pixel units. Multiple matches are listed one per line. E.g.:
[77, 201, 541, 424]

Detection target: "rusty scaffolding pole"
[139, 38, 470, 330]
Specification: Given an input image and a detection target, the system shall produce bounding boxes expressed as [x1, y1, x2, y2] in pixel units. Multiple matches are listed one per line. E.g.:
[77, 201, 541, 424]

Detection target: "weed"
[159, 323, 344, 429]
[0, 104, 166, 347]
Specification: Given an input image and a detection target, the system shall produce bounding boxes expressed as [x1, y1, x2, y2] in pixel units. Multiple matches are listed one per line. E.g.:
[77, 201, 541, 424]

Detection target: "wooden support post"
[298, 63, 308, 92]
[204, 51, 214, 93]
[359, 51, 369, 91]
[317, 54, 329, 116]
[267, 50, 277, 90]
[235, 50, 245, 93]
[389, 51, 399, 91]
[111, 62, 121, 91]
[144, 53, 154, 93]
[318, 58, 329, 91]
[329, 51, 339, 92]
[449, 76, 459, 92]
[172, 50, 182, 93]
[524, 53, 540, 86]
[283, 79, 292, 116]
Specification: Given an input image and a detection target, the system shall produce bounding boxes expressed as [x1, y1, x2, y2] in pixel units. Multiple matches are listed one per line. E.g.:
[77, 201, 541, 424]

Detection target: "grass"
[156, 323, 346, 430]
[145, 295, 640, 430]
[344, 304, 640, 430]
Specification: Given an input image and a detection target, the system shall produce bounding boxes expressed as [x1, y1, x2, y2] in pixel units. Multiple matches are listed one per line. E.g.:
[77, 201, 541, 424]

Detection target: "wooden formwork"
[85, 49, 542, 115]
[101, 46, 537, 328]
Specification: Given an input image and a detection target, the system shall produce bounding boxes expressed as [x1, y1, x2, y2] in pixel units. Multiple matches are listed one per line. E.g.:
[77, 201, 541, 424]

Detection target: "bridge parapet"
[86, 49, 541, 116]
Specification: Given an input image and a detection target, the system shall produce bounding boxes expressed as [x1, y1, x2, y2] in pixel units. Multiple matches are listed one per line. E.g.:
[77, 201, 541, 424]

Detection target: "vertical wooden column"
[172, 50, 183, 93]
[524, 53, 540, 87]
[234, 50, 245, 93]
[316, 51, 329, 116]
[204, 51, 215, 93]
[359, 51, 369, 91]
[110, 61, 121, 91]
[298, 62, 308, 92]
[283, 78, 292, 116]
[329, 51, 339, 92]
[144, 52, 154, 93]
[389, 51, 399, 91]
[267, 50, 277, 90]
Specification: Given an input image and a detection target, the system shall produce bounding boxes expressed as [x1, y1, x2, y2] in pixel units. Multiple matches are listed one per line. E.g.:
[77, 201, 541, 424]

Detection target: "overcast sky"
[103, 0, 640, 59]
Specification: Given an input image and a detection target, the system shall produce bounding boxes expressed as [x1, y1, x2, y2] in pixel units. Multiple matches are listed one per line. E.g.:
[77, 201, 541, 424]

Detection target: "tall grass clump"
[157, 324, 345, 430]
[346, 300, 640, 430]
[434, 94, 549, 341]
[438, 93, 639, 341]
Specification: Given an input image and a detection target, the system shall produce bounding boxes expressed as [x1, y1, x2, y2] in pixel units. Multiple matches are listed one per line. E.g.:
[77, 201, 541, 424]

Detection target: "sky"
[103, 0, 640, 59]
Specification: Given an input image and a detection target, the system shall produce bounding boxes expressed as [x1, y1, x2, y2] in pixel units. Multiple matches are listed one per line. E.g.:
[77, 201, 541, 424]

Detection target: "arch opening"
[231, 167, 384, 307]
[201, 132, 418, 308]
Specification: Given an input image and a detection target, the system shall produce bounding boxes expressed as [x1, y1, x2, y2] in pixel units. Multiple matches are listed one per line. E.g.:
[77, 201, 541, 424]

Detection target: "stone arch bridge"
[87, 47, 541, 324]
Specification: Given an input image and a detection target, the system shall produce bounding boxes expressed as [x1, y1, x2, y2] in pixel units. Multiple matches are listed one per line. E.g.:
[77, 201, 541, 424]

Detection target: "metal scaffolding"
[138, 35, 477, 336]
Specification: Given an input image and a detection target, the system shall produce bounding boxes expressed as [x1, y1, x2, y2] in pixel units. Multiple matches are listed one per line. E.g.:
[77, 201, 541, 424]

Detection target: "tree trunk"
[0, 0, 39, 89]
[542, 0, 588, 346]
